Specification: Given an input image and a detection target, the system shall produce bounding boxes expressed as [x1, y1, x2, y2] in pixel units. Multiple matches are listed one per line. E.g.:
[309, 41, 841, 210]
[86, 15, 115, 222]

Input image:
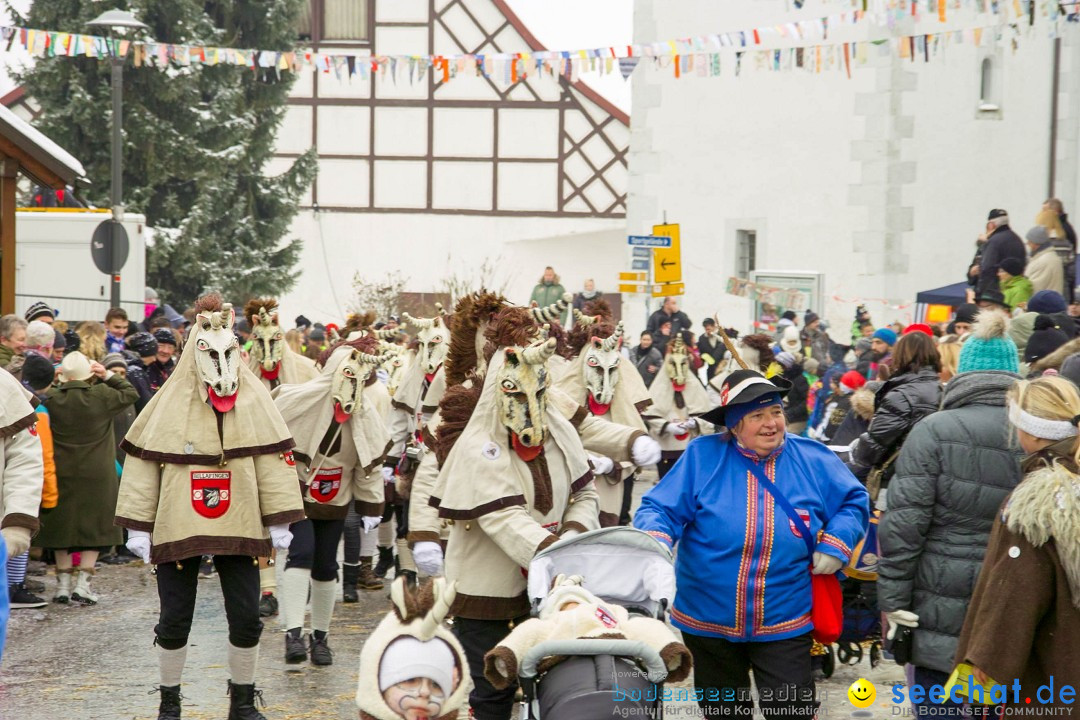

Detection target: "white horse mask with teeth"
[402, 312, 449, 379]
[331, 347, 383, 423]
[249, 306, 284, 374]
[583, 321, 624, 415]
[195, 303, 242, 412]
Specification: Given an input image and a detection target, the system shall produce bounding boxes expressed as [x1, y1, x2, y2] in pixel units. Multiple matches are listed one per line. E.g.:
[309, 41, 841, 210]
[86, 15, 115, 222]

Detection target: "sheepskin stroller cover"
[519, 527, 678, 719]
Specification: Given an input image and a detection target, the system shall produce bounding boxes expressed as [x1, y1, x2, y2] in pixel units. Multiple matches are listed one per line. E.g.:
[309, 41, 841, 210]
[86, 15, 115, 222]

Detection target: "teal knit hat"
[957, 310, 1020, 374]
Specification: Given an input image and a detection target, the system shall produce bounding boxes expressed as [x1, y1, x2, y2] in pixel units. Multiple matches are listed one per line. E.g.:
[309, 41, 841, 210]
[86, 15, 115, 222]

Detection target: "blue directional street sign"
[627, 235, 673, 248]
[631, 247, 652, 258]
[631, 258, 650, 271]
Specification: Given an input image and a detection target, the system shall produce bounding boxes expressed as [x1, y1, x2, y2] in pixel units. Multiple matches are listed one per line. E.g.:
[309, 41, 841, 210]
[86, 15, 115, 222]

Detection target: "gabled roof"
[0, 102, 85, 188]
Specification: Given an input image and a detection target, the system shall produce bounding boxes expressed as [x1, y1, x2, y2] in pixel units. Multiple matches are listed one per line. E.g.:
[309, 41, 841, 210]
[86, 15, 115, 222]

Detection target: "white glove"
[588, 455, 615, 475]
[362, 516, 382, 533]
[126, 529, 152, 563]
[380, 465, 395, 483]
[631, 435, 662, 466]
[680, 418, 698, 432]
[2, 526, 31, 558]
[663, 422, 684, 436]
[413, 541, 444, 576]
[269, 524, 293, 551]
[885, 609, 920, 640]
[811, 551, 844, 575]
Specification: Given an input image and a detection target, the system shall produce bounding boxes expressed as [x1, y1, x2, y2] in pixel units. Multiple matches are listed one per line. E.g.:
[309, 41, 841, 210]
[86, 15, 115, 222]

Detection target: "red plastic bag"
[810, 572, 843, 644]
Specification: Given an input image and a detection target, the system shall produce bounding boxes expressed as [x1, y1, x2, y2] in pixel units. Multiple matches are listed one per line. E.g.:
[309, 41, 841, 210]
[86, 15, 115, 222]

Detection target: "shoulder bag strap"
[742, 457, 815, 560]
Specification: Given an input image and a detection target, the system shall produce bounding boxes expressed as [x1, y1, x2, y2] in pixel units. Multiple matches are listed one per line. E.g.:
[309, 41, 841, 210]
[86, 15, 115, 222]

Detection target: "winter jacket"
[571, 291, 602, 313]
[953, 444, 1080, 703]
[0, 407, 44, 535]
[1000, 274, 1034, 311]
[646, 309, 692, 338]
[0, 345, 14, 369]
[1026, 244, 1066, 298]
[877, 371, 1023, 673]
[629, 345, 663, 387]
[832, 386, 875, 449]
[125, 358, 154, 414]
[529, 280, 567, 310]
[782, 366, 810, 424]
[33, 403, 57, 510]
[853, 367, 942, 486]
[697, 334, 724, 379]
[634, 435, 869, 642]
[977, 225, 1026, 295]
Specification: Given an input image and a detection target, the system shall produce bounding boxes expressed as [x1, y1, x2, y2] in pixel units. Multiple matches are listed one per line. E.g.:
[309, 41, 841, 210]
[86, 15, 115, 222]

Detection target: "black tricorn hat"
[700, 369, 791, 427]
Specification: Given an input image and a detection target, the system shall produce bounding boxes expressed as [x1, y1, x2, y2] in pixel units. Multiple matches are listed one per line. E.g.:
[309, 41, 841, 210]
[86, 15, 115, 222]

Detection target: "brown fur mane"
[482, 307, 538, 364]
[194, 293, 223, 314]
[568, 320, 617, 357]
[445, 291, 506, 387]
[546, 321, 574, 360]
[435, 378, 484, 467]
[316, 335, 379, 368]
[345, 311, 377, 336]
[741, 334, 775, 370]
[243, 297, 278, 325]
[583, 299, 613, 321]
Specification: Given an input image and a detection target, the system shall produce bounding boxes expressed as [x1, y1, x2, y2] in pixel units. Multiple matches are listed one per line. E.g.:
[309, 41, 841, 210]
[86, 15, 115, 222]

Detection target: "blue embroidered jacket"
[634, 433, 869, 642]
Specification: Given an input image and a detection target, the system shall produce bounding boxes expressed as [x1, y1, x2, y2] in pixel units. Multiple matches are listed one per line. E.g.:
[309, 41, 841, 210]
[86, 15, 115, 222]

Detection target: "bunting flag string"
[0, 1, 1075, 86]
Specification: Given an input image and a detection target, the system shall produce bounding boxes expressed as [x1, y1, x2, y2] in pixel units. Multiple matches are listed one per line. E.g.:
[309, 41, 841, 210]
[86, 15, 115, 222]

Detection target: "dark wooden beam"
[1, 156, 18, 314]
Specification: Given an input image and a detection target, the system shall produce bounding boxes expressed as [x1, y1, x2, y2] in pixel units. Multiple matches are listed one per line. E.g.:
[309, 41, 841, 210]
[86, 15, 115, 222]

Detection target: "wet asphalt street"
[1, 476, 905, 719]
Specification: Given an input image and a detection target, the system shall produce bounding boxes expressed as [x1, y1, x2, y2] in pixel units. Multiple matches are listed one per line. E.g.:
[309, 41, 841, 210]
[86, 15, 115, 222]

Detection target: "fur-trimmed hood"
[1033, 336, 1080, 373]
[850, 386, 876, 421]
[1003, 463, 1080, 609]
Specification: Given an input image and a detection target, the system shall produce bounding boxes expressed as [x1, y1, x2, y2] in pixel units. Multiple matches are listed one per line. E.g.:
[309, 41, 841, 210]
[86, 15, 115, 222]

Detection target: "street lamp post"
[86, 9, 147, 309]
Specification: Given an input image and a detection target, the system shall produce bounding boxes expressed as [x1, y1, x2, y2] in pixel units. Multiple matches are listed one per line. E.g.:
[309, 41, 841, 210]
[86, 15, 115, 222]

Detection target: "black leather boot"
[226, 680, 267, 720]
[308, 631, 333, 666]
[284, 628, 306, 664]
[341, 563, 359, 603]
[154, 685, 182, 720]
[373, 546, 394, 578]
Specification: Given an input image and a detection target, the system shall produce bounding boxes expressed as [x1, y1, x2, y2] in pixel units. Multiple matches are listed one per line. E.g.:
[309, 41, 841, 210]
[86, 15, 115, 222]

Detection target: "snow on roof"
[0, 102, 86, 186]
[503, 0, 632, 116]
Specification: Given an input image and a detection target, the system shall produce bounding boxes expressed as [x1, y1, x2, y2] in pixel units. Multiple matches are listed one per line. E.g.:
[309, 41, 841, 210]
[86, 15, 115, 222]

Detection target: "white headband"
[1007, 400, 1080, 441]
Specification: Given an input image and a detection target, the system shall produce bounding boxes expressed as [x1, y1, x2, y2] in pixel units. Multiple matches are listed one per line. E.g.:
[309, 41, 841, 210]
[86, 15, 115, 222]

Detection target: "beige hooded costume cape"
[430, 347, 600, 620]
[249, 345, 317, 393]
[357, 578, 472, 720]
[554, 353, 651, 527]
[387, 356, 447, 500]
[0, 369, 43, 533]
[272, 346, 391, 520]
[644, 363, 713, 456]
[115, 322, 305, 563]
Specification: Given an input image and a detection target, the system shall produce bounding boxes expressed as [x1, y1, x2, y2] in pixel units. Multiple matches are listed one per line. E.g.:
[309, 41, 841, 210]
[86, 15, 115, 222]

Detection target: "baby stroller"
[518, 527, 677, 719]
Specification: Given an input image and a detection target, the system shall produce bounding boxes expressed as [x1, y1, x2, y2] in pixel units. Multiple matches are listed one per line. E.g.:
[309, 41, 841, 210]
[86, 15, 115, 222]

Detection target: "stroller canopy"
[528, 527, 676, 619]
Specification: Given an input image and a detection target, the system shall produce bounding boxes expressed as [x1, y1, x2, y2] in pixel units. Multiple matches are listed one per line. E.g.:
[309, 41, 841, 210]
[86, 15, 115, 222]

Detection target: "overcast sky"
[0, 0, 634, 110]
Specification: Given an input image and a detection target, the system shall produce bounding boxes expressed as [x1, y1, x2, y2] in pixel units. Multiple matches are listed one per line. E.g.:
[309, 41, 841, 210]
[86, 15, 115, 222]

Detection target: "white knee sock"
[158, 645, 188, 687]
[360, 525, 378, 556]
[377, 519, 394, 547]
[396, 538, 416, 572]
[227, 642, 259, 686]
[259, 566, 276, 593]
[280, 567, 311, 632]
[309, 579, 337, 634]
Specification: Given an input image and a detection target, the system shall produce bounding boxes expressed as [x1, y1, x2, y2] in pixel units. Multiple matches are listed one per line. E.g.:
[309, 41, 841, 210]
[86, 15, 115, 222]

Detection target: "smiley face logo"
[848, 678, 876, 708]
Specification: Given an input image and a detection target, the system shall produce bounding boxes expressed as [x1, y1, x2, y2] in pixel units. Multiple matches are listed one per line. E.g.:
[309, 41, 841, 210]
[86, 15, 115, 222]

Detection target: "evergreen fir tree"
[14, 0, 317, 305]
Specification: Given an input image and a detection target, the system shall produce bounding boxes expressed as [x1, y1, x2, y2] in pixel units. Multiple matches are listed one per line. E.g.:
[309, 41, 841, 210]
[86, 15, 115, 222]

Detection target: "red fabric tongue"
[672, 382, 686, 393]
[425, 372, 436, 383]
[511, 433, 543, 462]
[587, 394, 611, 416]
[675, 432, 690, 441]
[260, 364, 281, 380]
[208, 387, 238, 413]
[333, 401, 351, 424]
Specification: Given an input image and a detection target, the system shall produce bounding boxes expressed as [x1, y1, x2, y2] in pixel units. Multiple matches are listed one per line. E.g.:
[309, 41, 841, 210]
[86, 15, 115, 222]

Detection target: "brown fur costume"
[316, 335, 380, 369]
[740, 333, 776, 371]
[444, 291, 507, 387]
[344, 311, 377, 338]
[243, 297, 278, 325]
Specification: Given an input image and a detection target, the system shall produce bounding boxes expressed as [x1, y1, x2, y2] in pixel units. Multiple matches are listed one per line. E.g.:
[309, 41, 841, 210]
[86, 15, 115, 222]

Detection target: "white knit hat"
[59, 351, 92, 382]
[378, 636, 455, 695]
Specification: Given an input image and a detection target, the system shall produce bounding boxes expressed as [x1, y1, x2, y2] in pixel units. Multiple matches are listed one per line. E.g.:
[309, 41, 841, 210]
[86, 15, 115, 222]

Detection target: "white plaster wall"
[626, 0, 1080, 340]
[277, 211, 624, 323]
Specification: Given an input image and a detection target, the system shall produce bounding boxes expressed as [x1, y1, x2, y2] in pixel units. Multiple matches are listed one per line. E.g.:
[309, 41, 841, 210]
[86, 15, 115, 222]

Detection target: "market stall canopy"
[916, 281, 968, 307]
[0, 102, 86, 189]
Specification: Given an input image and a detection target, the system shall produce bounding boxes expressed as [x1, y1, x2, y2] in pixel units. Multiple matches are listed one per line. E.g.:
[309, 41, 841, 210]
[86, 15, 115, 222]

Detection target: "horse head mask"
[195, 302, 242, 412]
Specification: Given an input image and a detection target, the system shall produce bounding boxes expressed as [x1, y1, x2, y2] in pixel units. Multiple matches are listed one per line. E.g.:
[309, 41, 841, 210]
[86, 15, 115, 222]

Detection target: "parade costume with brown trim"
[114, 295, 305, 720]
[0, 368, 44, 554]
[644, 336, 714, 465]
[555, 311, 652, 527]
[273, 338, 391, 668]
[244, 298, 318, 392]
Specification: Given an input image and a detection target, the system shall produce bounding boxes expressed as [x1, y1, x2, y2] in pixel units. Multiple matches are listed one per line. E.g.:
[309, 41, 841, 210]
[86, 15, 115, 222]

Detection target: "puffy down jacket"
[852, 367, 942, 485]
[877, 370, 1024, 673]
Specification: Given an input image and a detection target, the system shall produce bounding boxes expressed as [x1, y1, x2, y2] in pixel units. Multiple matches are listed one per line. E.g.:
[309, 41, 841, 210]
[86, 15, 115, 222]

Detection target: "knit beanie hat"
[775, 351, 797, 369]
[1026, 225, 1052, 246]
[903, 324, 934, 337]
[22, 352, 55, 391]
[102, 352, 128, 371]
[1028, 290, 1068, 314]
[1023, 315, 1070, 364]
[378, 636, 456, 695]
[53, 329, 66, 351]
[999, 257, 1025, 277]
[957, 311, 1020, 374]
[1060, 352, 1080, 388]
[954, 303, 979, 326]
[872, 328, 897, 346]
[24, 301, 55, 323]
[126, 331, 158, 359]
[804, 311, 820, 325]
[153, 328, 177, 347]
